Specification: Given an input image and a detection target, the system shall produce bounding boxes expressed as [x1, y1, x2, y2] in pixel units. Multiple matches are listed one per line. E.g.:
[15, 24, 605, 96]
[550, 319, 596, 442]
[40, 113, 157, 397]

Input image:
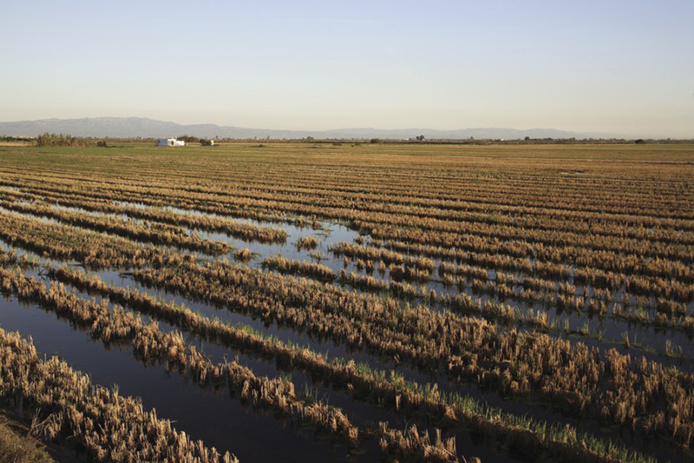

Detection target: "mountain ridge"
[0, 116, 626, 140]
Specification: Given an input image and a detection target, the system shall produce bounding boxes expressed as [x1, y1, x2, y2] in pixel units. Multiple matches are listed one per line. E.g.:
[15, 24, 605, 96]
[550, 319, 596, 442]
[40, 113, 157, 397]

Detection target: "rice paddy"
[0, 140, 693, 462]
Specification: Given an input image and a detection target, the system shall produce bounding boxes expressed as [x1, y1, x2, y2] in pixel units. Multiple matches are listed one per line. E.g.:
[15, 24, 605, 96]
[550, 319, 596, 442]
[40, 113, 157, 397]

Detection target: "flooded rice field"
[1, 146, 693, 463]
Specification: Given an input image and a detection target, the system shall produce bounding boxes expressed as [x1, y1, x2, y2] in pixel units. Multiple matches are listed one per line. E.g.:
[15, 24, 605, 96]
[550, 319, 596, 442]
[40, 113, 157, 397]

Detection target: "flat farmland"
[0, 141, 693, 462]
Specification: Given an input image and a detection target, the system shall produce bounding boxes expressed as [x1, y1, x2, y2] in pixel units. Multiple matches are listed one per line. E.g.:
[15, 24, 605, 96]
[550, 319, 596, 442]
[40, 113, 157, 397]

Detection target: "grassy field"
[0, 141, 693, 462]
[0, 412, 53, 463]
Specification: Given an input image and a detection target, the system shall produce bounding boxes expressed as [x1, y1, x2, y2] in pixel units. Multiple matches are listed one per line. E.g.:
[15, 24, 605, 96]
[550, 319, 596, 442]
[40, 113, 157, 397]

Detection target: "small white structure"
[157, 138, 185, 147]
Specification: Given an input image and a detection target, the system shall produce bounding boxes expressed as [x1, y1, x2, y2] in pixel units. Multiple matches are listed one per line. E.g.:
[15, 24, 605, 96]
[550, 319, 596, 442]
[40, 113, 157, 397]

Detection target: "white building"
[157, 138, 185, 147]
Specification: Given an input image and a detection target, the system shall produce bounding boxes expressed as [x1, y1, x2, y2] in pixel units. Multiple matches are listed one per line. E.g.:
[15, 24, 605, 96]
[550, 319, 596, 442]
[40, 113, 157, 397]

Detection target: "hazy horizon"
[3, 1, 693, 138]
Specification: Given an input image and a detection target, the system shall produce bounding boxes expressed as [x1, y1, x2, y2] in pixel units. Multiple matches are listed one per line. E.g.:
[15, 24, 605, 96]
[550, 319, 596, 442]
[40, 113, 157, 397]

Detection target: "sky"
[2, 0, 693, 138]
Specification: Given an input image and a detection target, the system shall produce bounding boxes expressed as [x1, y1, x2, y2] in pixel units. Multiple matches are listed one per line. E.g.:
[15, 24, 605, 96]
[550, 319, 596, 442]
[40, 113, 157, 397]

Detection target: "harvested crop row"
[7, 160, 692, 221]
[262, 256, 335, 280]
[7, 171, 694, 240]
[0, 210, 183, 269]
[334, 240, 694, 305]
[6, 177, 693, 263]
[0, 200, 230, 255]
[133, 260, 694, 447]
[0, 263, 476, 462]
[0, 266, 360, 445]
[0, 246, 40, 270]
[9, 175, 693, 294]
[32, 193, 287, 243]
[44, 263, 655, 463]
[358, 222, 693, 280]
[0, 327, 239, 463]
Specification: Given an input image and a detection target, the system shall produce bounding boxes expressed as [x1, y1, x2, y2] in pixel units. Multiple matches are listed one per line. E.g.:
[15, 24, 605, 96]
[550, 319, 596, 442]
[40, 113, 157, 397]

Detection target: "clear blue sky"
[2, 0, 693, 137]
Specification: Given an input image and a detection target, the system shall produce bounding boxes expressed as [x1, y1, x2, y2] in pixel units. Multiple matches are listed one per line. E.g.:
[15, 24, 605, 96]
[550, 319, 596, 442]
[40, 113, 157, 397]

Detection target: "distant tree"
[177, 135, 199, 143]
[415, 135, 425, 141]
[370, 138, 381, 144]
[36, 133, 93, 147]
[635, 139, 646, 144]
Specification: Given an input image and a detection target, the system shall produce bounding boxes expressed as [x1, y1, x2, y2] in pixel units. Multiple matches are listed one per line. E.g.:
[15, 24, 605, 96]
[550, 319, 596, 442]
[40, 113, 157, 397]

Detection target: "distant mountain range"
[0, 117, 624, 140]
